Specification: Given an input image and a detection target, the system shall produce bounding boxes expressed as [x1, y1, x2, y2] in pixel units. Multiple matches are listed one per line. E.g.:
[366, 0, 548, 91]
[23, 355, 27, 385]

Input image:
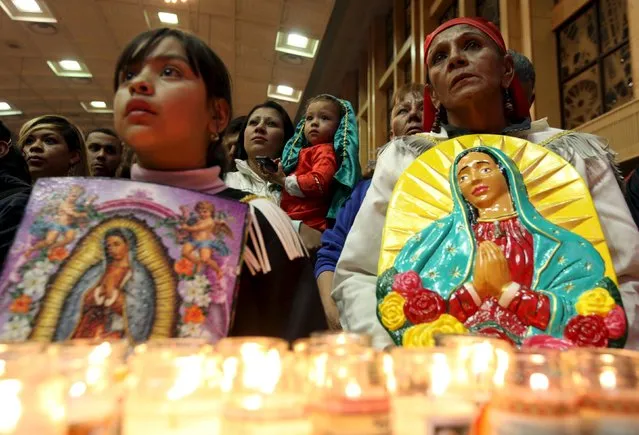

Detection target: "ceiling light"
[164, 0, 188, 3]
[0, 101, 22, 116]
[158, 12, 178, 24]
[0, 0, 56, 23]
[275, 31, 319, 58]
[59, 59, 81, 71]
[12, 0, 40, 13]
[276, 85, 294, 96]
[267, 84, 302, 103]
[81, 101, 112, 114]
[47, 60, 92, 78]
[286, 33, 309, 49]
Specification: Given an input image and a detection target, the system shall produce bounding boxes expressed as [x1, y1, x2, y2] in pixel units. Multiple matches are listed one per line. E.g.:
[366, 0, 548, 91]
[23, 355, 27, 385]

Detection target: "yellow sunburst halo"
[379, 134, 617, 285]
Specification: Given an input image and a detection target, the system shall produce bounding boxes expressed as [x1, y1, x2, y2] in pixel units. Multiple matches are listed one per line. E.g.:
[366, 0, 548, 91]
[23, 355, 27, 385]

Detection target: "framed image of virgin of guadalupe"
[0, 178, 249, 343]
[376, 135, 627, 349]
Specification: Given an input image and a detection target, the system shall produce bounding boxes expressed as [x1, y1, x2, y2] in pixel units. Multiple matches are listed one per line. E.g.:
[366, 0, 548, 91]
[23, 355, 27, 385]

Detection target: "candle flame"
[344, 379, 362, 398]
[166, 356, 204, 401]
[88, 342, 112, 365]
[69, 381, 87, 398]
[0, 380, 22, 432]
[529, 372, 549, 391]
[599, 369, 617, 390]
[431, 355, 451, 397]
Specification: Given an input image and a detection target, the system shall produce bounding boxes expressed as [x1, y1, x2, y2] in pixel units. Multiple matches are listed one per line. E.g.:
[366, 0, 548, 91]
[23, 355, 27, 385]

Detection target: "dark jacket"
[218, 187, 327, 341]
[0, 173, 31, 268]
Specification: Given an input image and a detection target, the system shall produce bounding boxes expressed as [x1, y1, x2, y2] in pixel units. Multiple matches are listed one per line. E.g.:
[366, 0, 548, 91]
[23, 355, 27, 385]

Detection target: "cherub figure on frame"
[178, 201, 233, 277]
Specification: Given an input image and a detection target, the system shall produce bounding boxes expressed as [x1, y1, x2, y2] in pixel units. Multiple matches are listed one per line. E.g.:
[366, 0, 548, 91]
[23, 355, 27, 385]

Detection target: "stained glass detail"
[476, 0, 500, 28]
[562, 65, 602, 129]
[600, 0, 629, 52]
[603, 44, 633, 111]
[558, 5, 598, 81]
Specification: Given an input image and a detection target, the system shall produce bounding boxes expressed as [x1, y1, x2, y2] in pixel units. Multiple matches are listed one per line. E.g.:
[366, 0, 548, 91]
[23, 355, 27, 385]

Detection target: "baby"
[276, 95, 360, 231]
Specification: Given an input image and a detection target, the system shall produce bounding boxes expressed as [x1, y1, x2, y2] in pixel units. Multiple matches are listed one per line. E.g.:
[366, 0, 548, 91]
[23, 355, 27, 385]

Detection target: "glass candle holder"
[389, 347, 479, 435]
[308, 347, 391, 435]
[0, 344, 66, 435]
[564, 348, 639, 434]
[124, 343, 222, 435]
[309, 331, 372, 347]
[49, 340, 127, 435]
[436, 334, 513, 402]
[486, 350, 578, 434]
[217, 337, 310, 435]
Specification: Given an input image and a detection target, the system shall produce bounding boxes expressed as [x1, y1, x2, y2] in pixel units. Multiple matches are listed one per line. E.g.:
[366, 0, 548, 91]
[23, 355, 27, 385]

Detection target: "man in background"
[85, 128, 122, 177]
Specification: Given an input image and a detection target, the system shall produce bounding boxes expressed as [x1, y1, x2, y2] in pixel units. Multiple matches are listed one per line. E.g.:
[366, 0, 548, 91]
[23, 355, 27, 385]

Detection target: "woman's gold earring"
[210, 132, 219, 142]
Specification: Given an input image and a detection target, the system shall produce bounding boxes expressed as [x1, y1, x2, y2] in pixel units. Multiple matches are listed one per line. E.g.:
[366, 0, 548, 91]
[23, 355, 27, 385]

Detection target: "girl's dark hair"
[18, 115, 89, 176]
[113, 28, 233, 174]
[235, 100, 294, 161]
[455, 148, 511, 225]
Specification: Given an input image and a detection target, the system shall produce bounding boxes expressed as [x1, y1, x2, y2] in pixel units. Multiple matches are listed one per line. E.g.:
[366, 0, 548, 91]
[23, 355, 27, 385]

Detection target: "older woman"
[316, 83, 425, 329]
[18, 115, 89, 181]
[333, 17, 639, 349]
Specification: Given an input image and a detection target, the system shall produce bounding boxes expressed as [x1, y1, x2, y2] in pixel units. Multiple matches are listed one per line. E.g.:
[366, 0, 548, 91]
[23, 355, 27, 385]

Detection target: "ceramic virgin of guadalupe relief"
[376, 135, 627, 348]
[0, 178, 249, 343]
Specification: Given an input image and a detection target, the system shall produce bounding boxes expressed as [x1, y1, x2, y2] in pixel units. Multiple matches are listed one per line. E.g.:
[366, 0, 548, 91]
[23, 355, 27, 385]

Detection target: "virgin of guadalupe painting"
[0, 178, 249, 342]
[377, 135, 627, 349]
[34, 218, 175, 342]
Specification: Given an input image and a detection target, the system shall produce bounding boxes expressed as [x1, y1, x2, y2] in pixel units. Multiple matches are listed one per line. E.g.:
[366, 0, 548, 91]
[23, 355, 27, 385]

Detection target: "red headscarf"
[422, 17, 530, 131]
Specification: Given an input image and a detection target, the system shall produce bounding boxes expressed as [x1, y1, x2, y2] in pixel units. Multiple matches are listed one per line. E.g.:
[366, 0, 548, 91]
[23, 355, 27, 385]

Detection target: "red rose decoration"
[564, 315, 609, 348]
[392, 271, 422, 297]
[604, 305, 627, 340]
[403, 290, 446, 324]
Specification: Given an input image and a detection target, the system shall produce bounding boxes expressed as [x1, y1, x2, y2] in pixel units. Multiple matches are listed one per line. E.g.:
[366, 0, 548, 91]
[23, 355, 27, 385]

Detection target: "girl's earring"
[210, 132, 219, 142]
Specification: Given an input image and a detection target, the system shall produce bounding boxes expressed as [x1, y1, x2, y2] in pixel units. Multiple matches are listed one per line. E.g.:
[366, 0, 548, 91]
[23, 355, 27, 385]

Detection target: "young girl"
[274, 95, 360, 231]
[112, 27, 327, 340]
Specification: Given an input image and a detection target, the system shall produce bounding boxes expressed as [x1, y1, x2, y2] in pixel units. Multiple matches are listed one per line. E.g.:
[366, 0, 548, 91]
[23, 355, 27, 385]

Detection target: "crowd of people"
[1, 17, 638, 347]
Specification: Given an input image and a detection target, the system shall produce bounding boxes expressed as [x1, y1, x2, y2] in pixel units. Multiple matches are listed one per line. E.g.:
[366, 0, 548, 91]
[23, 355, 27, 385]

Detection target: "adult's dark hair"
[0, 120, 10, 143]
[86, 128, 120, 141]
[235, 100, 294, 161]
[508, 49, 536, 91]
[113, 27, 233, 174]
[0, 121, 30, 184]
[225, 116, 247, 136]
